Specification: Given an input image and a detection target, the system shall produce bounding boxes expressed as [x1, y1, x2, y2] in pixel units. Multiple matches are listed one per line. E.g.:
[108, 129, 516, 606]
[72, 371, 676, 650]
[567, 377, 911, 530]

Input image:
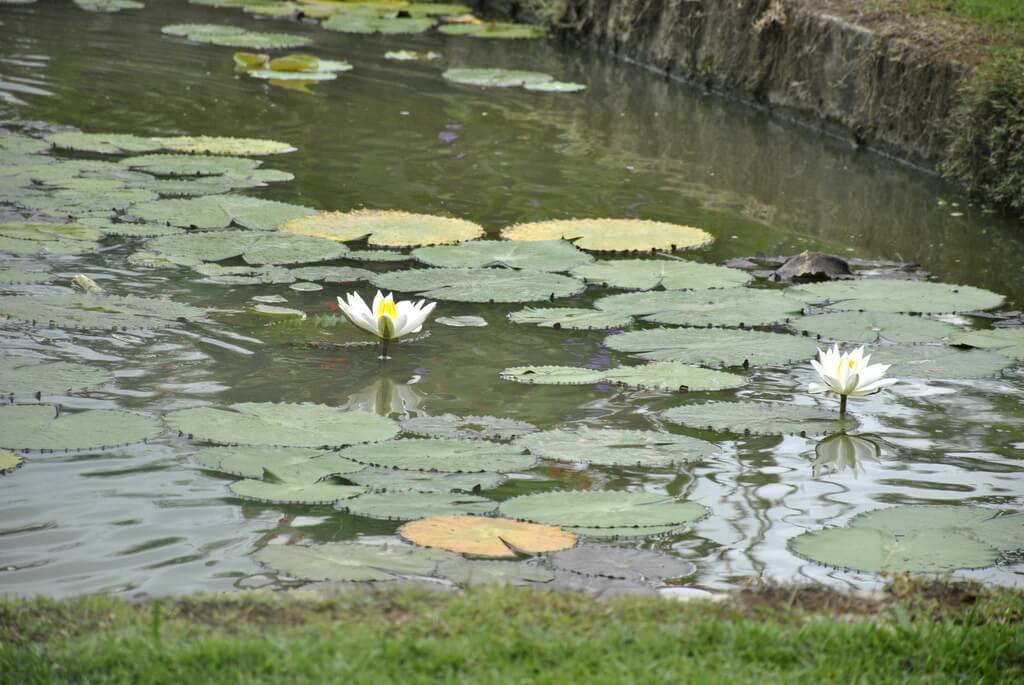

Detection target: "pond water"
[1, 0, 1023, 598]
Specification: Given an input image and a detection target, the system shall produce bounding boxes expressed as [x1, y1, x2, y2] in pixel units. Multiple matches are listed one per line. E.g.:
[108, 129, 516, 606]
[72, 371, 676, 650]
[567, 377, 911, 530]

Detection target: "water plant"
[335, 290, 436, 359]
[808, 345, 897, 417]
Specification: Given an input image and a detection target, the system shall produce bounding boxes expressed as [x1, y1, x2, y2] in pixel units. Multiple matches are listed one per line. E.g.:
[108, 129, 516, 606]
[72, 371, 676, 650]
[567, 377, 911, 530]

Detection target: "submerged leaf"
[0, 293, 206, 329]
[436, 559, 553, 586]
[230, 477, 366, 503]
[871, 345, 1012, 379]
[399, 514, 576, 558]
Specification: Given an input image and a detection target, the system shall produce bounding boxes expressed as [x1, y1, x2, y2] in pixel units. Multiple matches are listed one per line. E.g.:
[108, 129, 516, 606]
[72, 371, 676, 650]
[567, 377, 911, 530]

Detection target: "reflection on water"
[0, 1, 1023, 597]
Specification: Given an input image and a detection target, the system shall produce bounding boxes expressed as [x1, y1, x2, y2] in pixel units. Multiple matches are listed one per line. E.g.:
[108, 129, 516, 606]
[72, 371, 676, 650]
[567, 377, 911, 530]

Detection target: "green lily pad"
[399, 414, 537, 441]
[162, 23, 247, 37]
[550, 545, 695, 582]
[0, 267, 51, 284]
[166, 403, 399, 447]
[513, 427, 718, 466]
[193, 30, 313, 49]
[254, 541, 453, 582]
[0, 449, 24, 475]
[341, 438, 535, 473]
[792, 312, 961, 344]
[787, 279, 1004, 314]
[436, 559, 553, 586]
[46, 132, 160, 154]
[951, 329, 1024, 359]
[500, 491, 709, 529]
[120, 154, 261, 177]
[0, 221, 103, 242]
[572, 259, 751, 291]
[0, 357, 112, 396]
[322, 13, 434, 34]
[567, 524, 682, 539]
[216, 196, 315, 231]
[127, 195, 313, 231]
[594, 289, 800, 327]
[500, 362, 744, 392]
[194, 445, 359, 478]
[0, 405, 162, 451]
[437, 22, 547, 39]
[871, 345, 1013, 379]
[281, 209, 484, 248]
[411, 240, 592, 272]
[148, 230, 347, 266]
[251, 304, 306, 318]
[507, 306, 632, 330]
[0, 293, 207, 329]
[230, 477, 366, 504]
[499, 366, 605, 385]
[289, 282, 322, 292]
[157, 136, 296, 156]
[442, 68, 553, 88]
[0, 135, 49, 155]
[523, 80, 587, 93]
[345, 467, 506, 493]
[288, 266, 374, 283]
[662, 401, 854, 436]
[16, 188, 157, 218]
[74, 0, 143, 11]
[339, 492, 497, 520]
[370, 267, 585, 303]
[384, 50, 440, 61]
[501, 218, 714, 253]
[248, 70, 338, 81]
[346, 249, 412, 262]
[604, 327, 819, 367]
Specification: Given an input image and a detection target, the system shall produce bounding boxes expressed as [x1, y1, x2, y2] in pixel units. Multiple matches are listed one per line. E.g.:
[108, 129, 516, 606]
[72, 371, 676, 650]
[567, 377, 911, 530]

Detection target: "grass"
[921, 0, 1024, 27]
[2, 580, 1023, 684]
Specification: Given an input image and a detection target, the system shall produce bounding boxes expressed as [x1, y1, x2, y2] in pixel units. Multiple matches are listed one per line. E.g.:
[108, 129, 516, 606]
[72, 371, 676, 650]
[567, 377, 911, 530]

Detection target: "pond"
[1, 0, 1023, 598]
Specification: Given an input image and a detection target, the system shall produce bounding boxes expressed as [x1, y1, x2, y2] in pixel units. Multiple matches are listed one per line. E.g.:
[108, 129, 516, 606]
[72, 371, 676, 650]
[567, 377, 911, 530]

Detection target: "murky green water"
[1, 1, 1023, 598]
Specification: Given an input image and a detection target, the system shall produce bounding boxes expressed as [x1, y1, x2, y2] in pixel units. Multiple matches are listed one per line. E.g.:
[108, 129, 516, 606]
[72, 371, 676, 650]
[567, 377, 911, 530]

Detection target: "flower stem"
[839, 394, 848, 418]
[380, 337, 391, 361]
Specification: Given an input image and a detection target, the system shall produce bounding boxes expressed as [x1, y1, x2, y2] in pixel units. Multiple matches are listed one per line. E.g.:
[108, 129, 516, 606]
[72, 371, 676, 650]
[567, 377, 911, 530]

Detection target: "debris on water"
[771, 251, 852, 283]
[71, 274, 104, 293]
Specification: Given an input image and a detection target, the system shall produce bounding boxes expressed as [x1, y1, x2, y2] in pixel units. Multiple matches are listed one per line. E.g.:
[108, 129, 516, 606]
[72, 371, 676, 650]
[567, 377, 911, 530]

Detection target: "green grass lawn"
[924, 0, 1024, 27]
[3, 581, 1023, 684]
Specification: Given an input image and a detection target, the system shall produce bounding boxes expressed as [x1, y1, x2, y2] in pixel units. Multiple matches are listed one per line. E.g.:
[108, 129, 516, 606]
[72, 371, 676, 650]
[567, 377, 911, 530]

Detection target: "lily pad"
[281, 209, 484, 248]
[500, 491, 709, 529]
[216, 196, 315, 231]
[288, 266, 374, 283]
[346, 249, 412, 262]
[0, 357, 112, 396]
[594, 289, 800, 328]
[662, 401, 853, 436]
[871, 345, 1013, 379]
[0, 221, 103, 242]
[437, 22, 547, 39]
[501, 218, 714, 253]
[442, 68, 553, 88]
[166, 403, 399, 447]
[385, 50, 440, 61]
[523, 81, 587, 93]
[0, 449, 24, 475]
[345, 467, 506, 493]
[157, 136, 296, 156]
[951, 329, 1024, 359]
[248, 70, 338, 81]
[399, 514, 576, 558]
[513, 427, 718, 467]
[792, 311, 960, 344]
[46, 132, 160, 155]
[161, 23, 247, 38]
[604, 327, 820, 367]
[339, 492, 497, 520]
[0, 405, 162, 451]
[501, 361, 744, 392]
[550, 545, 696, 582]
[93, 222, 186, 237]
[230, 476, 366, 504]
[194, 445, 358, 478]
[73, 0, 144, 11]
[0, 293, 206, 329]
[399, 414, 537, 441]
[507, 306, 632, 330]
[787, 279, 1004, 314]
[572, 259, 751, 291]
[254, 541, 452, 582]
[500, 366, 604, 385]
[434, 315, 487, 327]
[149, 230, 347, 266]
[411, 240, 592, 272]
[370, 267, 585, 303]
[192, 30, 312, 50]
[436, 559, 553, 586]
[567, 524, 682, 539]
[340, 438, 535, 473]
[120, 154, 261, 177]
[0, 267, 51, 284]
[322, 13, 433, 34]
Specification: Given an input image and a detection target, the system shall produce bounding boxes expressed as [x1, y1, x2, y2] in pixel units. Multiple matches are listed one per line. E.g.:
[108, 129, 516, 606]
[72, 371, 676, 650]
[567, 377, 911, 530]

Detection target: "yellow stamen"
[848, 360, 856, 368]
[375, 297, 397, 320]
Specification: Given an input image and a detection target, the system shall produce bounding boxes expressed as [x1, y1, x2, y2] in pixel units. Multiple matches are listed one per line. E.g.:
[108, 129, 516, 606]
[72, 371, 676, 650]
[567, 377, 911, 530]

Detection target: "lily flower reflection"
[812, 433, 882, 478]
[809, 344, 897, 416]
[336, 290, 435, 360]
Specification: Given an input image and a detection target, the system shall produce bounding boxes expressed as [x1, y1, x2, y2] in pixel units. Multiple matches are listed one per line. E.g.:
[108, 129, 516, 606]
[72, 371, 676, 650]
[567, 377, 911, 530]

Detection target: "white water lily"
[809, 344, 897, 415]
[336, 290, 435, 359]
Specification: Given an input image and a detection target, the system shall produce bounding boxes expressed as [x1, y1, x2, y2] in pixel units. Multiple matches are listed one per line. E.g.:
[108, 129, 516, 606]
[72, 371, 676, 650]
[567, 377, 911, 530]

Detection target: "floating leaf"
[0, 293, 206, 329]
[254, 541, 452, 581]
[499, 366, 604, 385]
[604, 327, 819, 367]
[0, 449, 24, 475]
[340, 492, 496, 520]
[0, 267, 51, 284]
[0, 405, 162, 451]
[500, 362, 743, 392]
[161, 23, 247, 37]
[523, 80, 587, 93]
[434, 315, 487, 327]
[345, 467, 505, 493]
[74, 0, 144, 12]
[93, 222, 185, 237]
[385, 50, 440, 61]
[217, 196, 316, 230]
[248, 70, 337, 81]
[400, 414, 537, 441]
[0, 357, 112, 396]
[194, 445, 359, 479]
[792, 312, 960, 344]
[45, 131, 159, 154]
[230, 477, 366, 503]
[411, 240, 592, 272]
[340, 438, 535, 473]
[192, 30, 313, 49]
[594, 289, 799, 327]
[871, 345, 1012, 379]
[514, 427, 718, 466]
[442, 68, 553, 88]
[267, 54, 319, 72]
[166, 403, 399, 447]
[572, 258, 750, 291]
[233, 51, 268, 68]
[437, 22, 547, 39]
[787, 279, 1004, 314]
[662, 401, 854, 436]
[252, 304, 306, 318]
[399, 514, 576, 558]
[287, 266, 374, 283]
[0, 235, 97, 256]
[322, 12, 434, 34]
[157, 136, 295, 156]
[120, 154, 261, 177]
[346, 249, 411, 262]
[501, 218, 713, 253]
[507, 306, 632, 330]
[0, 221, 103, 242]
[951, 329, 1024, 359]
[550, 545, 695, 582]
[370, 267, 584, 303]
[500, 491, 709, 529]
[281, 209, 484, 248]
[148, 230, 347, 266]
[567, 524, 681, 539]
[436, 559, 553, 586]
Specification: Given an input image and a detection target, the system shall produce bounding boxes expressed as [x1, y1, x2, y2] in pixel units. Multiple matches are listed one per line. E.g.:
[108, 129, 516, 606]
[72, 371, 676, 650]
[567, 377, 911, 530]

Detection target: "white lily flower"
[808, 344, 897, 414]
[336, 290, 435, 359]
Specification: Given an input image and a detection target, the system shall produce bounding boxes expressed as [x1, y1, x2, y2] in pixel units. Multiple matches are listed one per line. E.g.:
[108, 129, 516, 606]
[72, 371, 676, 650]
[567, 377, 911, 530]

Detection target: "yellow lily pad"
[399, 514, 576, 558]
[281, 209, 484, 248]
[501, 218, 713, 253]
[0, 449, 24, 475]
